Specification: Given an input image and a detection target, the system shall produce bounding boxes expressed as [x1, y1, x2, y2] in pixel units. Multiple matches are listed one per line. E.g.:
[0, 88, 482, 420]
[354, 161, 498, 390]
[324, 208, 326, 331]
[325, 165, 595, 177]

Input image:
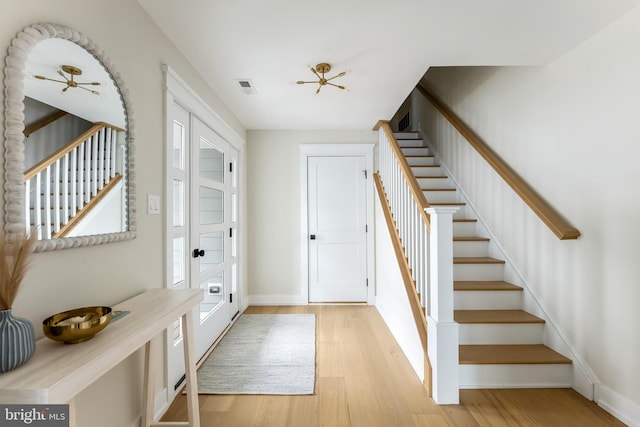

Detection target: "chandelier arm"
[34, 76, 68, 84]
[326, 82, 347, 90]
[326, 73, 346, 82]
[297, 80, 319, 84]
[77, 86, 100, 95]
[311, 67, 322, 79]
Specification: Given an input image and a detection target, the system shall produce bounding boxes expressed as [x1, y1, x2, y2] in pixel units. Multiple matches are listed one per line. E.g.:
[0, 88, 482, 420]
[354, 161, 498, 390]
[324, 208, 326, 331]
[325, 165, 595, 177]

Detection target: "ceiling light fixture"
[296, 63, 350, 94]
[32, 65, 105, 96]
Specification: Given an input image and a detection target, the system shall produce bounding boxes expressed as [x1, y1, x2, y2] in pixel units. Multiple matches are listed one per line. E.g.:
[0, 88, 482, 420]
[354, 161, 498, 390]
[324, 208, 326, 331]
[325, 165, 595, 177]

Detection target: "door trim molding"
[299, 144, 375, 305]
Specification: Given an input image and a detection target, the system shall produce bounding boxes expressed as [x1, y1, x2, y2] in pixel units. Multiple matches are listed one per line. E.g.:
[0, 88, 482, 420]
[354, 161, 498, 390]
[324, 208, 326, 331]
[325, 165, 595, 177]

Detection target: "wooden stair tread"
[453, 218, 477, 222]
[429, 202, 465, 206]
[453, 236, 490, 242]
[459, 344, 572, 365]
[455, 309, 544, 324]
[454, 256, 505, 264]
[454, 280, 522, 291]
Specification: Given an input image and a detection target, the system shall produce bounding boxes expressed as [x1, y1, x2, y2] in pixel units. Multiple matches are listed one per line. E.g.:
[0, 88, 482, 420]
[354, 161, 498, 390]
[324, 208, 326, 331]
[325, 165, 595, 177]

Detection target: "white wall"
[246, 130, 376, 303]
[0, 2, 245, 426]
[415, 5, 640, 424]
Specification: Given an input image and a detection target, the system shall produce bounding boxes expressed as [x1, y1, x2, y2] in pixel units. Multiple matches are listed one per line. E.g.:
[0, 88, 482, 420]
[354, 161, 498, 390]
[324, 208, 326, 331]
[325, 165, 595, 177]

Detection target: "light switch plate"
[147, 194, 161, 214]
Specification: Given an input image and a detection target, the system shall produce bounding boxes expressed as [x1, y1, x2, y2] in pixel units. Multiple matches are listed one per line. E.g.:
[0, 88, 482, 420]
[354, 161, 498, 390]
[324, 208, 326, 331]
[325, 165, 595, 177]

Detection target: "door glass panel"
[173, 120, 185, 170]
[200, 271, 224, 320]
[200, 187, 223, 225]
[231, 193, 237, 223]
[172, 237, 185, 286]
[231, 158, 237, 188]
[173, 180, 184, 226]
[199, 137, 224, 183]
[231, 228, 237, 258]
[231, 263, 237, 294]
[199, 231, 224, 273]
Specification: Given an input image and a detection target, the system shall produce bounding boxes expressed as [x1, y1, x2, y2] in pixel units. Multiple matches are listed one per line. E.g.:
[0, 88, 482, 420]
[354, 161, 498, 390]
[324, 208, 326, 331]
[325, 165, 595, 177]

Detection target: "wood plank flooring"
[161, 305, 623, 427]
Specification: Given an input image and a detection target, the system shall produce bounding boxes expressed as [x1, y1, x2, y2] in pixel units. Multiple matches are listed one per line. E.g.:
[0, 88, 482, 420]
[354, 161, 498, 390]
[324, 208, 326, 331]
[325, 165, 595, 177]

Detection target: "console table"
[0, 288, 203, 427]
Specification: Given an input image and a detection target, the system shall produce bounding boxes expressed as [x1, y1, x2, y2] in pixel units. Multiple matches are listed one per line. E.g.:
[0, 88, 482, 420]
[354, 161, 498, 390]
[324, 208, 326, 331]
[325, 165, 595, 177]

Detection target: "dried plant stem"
[0, 231, 37, 310]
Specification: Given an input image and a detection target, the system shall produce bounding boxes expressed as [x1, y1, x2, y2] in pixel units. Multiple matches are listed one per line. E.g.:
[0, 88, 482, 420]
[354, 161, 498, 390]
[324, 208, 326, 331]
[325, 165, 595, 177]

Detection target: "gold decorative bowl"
[43, 306, 112, 344]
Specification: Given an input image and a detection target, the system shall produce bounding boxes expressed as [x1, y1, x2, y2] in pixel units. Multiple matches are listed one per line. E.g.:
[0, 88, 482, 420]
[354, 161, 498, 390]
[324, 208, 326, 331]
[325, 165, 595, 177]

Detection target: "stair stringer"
[420, 132, 597, 400]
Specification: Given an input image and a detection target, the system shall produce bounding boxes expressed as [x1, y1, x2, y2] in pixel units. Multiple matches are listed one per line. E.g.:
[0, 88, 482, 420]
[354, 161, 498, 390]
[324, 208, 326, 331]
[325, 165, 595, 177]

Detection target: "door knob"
[193, 248, 205, 258]
[310, 235, 316, 240]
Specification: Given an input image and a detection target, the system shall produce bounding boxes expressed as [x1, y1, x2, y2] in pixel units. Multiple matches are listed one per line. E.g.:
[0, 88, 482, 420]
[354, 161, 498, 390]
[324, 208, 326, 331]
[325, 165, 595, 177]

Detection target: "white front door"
[190, 117, 233, 357]
[165, 100, 238, 397]
[308, 156, 368, 302]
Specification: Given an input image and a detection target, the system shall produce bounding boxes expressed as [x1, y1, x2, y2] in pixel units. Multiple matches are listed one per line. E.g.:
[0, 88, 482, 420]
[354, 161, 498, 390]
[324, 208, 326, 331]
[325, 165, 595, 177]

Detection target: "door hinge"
[229, 228, 233, 238]
[363, 170, 368, 179]
[229, 162, 233, 172]
[366, 278, 369, 287]
[230, 293, 233, 303]
[365, 224, 368, 233]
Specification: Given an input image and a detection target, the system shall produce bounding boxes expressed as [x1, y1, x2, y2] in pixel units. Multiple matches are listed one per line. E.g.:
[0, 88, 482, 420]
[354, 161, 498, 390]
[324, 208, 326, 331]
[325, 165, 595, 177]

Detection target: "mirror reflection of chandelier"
[32, 65, 105, 96]
[296, 63, 350, 94]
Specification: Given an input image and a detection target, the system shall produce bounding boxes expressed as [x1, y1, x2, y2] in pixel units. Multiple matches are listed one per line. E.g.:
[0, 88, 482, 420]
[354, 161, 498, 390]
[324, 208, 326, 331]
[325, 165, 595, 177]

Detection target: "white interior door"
[166, 100, 237, 397]
[308, 156, 368, 302]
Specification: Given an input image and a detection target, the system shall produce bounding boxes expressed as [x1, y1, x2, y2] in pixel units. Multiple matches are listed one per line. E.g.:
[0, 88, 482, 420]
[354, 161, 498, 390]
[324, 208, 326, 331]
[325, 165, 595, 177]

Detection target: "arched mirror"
[4, 23, 136, 251]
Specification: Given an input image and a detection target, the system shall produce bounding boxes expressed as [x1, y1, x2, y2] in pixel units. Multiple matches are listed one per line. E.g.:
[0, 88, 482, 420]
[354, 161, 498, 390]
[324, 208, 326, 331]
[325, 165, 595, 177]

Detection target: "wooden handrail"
[53, 174, 122, 238]
[374, 172, 431, 396]
[24, 110, 68, 137]
[373, 120, 431, 231]
[24, 123, 106, 182]
[417, 84, 580, 240]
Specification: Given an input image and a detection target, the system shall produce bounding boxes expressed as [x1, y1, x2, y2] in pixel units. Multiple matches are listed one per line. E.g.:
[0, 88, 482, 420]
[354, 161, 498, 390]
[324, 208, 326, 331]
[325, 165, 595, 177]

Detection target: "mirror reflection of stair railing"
[23, 122, 126, 240]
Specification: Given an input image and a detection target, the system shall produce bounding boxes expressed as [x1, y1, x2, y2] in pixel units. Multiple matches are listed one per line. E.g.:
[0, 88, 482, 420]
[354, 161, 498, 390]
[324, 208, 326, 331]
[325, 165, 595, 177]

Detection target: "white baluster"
[44, 167, 52, 240]
[98, 128, 105, 190]
[78, 142, 85, 209]
[91, 134, 99, 196]
[62, 153, 69, 224]
[53, 160, 61, 233]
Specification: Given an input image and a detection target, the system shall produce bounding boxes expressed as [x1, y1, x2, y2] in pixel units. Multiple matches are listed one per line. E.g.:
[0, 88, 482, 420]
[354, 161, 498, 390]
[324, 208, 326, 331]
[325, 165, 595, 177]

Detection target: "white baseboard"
[596, 384, 640, 426]
[247, 294, 308, 306]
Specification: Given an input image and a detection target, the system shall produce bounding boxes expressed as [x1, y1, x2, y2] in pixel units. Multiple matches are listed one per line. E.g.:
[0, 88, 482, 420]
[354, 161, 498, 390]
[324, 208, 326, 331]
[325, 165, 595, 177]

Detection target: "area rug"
[196, 314, 316, 395]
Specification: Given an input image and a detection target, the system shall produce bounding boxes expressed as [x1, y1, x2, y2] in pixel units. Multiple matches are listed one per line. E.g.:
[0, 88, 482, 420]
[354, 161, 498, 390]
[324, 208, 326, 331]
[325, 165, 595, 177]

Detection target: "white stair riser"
[453, 240, 489, 257]
[394, 132, 420, 139]
[454, 290, 522, 310]
[453, 221, 477, 236]
[401, 147, 430, 156]
[407, 157, 436, 166]
[458, 323, 544, 345]
[422, 190, 458, 204]
[411, 166, 441, 176]
[417, 177, 450, 188]
[454, 263, 504, 281]
[459, 363, 572, 389]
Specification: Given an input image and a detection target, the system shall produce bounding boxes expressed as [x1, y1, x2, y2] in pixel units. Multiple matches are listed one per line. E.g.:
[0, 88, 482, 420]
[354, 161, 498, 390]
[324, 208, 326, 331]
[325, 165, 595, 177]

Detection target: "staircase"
[394, 130, 573, 389]
[25, 123, 124, 239]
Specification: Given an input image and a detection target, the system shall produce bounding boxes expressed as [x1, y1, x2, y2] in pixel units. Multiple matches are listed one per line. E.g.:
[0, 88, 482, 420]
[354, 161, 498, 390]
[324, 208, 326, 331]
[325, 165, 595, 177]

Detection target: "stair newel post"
[425, 206, 459, 404]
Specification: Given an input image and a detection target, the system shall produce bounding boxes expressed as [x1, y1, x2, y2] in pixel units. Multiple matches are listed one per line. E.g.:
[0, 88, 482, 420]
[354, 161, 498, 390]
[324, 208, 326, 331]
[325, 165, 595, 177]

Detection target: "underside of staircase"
[395, 131, 573, 390]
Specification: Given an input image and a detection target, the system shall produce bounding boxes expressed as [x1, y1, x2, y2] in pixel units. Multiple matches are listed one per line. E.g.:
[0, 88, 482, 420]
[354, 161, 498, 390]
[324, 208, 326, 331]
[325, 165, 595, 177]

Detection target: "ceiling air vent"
[236, 79, 257, 94]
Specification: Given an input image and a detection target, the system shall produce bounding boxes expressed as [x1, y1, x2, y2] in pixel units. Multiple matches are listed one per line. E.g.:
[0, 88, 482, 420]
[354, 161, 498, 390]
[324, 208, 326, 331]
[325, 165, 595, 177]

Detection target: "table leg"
[142, 340, 157, 427]
[68, 398, 76, 427]
[182, 309, 200, 427]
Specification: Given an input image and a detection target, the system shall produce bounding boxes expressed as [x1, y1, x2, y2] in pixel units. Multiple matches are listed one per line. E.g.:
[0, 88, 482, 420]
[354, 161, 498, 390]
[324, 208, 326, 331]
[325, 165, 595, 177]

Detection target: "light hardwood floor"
[162, 305, 624, 426]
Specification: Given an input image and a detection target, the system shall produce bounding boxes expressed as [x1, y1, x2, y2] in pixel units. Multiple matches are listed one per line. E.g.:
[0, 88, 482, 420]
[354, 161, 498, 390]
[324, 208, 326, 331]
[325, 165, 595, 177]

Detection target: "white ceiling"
[137, 0, 640, 130]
